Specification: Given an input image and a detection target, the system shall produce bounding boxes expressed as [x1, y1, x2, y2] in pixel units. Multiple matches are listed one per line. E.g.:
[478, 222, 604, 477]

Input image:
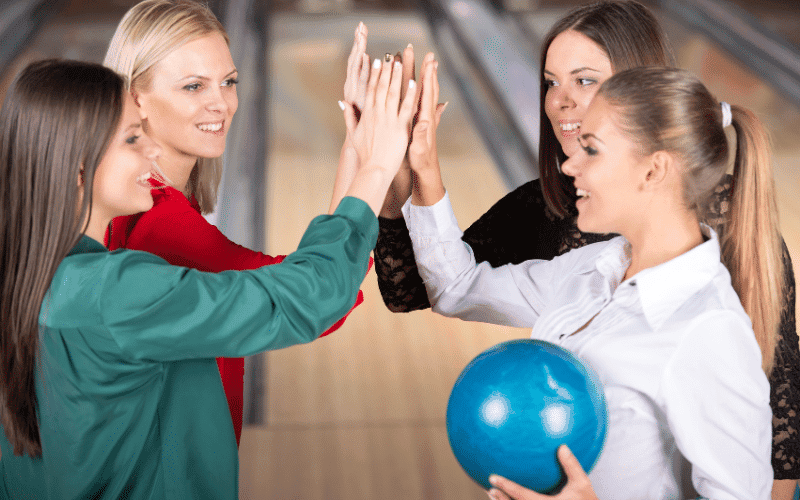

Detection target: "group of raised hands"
[327, 22, 602, 500]
[328, 22, 448, 217]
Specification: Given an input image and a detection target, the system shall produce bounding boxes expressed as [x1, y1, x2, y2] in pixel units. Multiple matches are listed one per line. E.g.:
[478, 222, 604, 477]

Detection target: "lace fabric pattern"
[374, 175, 800, 478]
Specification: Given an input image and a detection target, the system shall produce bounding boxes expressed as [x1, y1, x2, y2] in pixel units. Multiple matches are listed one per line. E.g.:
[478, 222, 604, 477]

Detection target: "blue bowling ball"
[446, 339, 607, 493]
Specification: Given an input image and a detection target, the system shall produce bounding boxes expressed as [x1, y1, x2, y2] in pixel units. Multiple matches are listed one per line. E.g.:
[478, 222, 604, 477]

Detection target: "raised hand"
[344, 22, 370, 114]
[409, 52, 448, 207]
[487, 446, 599, 500]
[339, 55, 419, 215]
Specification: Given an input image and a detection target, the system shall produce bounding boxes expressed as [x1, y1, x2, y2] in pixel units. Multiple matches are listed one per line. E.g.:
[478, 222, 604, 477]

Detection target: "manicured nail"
[384, 53, 393, 63]
[373, 58, 381, 69]
[338, 100, 345, 111]
[394, 61, 401, 70]
[488, 475, 500, 485]
[442, 101, 449, 112]
[408, 80, 416, 89]
[407, 43, 413, 50]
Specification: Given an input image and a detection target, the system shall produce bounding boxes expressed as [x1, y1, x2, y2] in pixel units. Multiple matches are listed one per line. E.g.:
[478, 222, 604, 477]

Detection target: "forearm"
[374, 216, 432, 312]
[410, 165, 445, 207]
[329, 141, 360, 215]
[343, 165, 396, 217]
[379, 167, 411, 218]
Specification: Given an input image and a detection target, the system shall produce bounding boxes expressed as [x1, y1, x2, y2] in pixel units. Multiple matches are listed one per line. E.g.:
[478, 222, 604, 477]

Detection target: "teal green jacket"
[0, 197, 377, 499]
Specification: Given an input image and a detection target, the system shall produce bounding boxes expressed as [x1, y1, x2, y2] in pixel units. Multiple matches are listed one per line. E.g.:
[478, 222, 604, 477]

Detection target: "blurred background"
[1, 0, 798, 498]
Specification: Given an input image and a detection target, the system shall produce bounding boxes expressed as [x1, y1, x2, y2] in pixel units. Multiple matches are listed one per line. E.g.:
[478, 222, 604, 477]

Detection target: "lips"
[197, 121, 225, 135]
[135, 172, 152, 188]
[559, 121, 581, 139]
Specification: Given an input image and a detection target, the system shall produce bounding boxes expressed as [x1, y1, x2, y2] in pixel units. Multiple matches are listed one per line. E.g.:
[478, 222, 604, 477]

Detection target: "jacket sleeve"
[100, 197, 376, 361]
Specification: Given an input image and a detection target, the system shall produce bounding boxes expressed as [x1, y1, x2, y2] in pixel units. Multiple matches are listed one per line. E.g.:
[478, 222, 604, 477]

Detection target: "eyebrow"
[125, 123, 142, 132]
[178, 69, 238, 82]
[543, 67, 602, 77]
[580, 132, 604, 144]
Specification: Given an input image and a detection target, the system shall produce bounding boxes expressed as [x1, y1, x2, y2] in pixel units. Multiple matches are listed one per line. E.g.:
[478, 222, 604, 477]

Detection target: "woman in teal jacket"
[0, 56, 417, 498]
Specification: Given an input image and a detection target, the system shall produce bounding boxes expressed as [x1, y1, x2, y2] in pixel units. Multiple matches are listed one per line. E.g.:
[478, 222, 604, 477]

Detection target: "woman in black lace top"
[362, 0, 799, 493]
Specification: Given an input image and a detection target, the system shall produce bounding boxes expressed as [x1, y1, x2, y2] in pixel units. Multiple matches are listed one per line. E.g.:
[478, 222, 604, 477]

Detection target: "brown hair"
[539, 0, 674, 217]
[0, 60, 125, 456]
[104, 0, 229, 214]
[598, 66, 783, 374]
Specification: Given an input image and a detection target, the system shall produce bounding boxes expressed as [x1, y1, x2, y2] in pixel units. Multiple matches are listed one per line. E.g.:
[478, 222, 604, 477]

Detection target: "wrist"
[411, 168, 446, 207]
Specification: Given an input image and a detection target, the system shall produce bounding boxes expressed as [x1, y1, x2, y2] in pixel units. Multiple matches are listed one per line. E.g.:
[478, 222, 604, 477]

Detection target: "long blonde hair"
[103, 0, 228, 214]
[599, 67, 784, 374]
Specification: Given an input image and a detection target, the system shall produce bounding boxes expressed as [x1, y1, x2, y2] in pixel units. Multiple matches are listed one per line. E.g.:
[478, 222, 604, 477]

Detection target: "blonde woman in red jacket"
[103, 0, 369, 446]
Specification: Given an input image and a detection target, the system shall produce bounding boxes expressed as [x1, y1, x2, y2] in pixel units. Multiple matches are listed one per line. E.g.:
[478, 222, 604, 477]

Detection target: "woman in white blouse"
[402, 65, 781, 499]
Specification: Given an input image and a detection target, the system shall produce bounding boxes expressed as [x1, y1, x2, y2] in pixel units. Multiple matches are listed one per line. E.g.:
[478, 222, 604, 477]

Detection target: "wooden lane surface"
[239, 13, 529, 500]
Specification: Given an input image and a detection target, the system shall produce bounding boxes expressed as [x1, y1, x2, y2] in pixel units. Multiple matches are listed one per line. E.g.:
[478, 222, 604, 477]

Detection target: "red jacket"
[106, 183, 368, 445]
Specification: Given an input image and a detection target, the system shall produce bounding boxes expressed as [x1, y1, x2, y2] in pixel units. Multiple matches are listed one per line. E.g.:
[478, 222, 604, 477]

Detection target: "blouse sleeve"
[770, 240, 800, 479]
[402, 192, 550, 327]
[99, 197, 376, 361]
[374, 180, 559, 312]
[660, 312, 773, 500]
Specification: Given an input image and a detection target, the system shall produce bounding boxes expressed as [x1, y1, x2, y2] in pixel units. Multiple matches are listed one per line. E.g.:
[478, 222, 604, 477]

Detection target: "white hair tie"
[720, 102, 732, 128]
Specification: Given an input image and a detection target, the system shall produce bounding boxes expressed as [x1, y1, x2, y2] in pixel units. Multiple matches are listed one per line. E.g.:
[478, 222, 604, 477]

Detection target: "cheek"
[577, 87, 601, 112]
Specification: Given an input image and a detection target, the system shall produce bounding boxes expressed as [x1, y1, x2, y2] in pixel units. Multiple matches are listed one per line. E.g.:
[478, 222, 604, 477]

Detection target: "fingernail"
[373, 58, 381, 69]
[435, 61, 439, 69]
[407, 43, 413, 50]
[384, 53, 393, 63]
[338, 100, 345, 111]
[488, 475, 500, 485]
[442, 101, 449, 112]
[408, 80, 416, 89]
[394, 61, 401, 70]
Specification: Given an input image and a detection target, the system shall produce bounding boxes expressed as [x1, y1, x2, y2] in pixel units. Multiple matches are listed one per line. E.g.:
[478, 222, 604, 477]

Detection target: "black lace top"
[374, 175, 800, 479]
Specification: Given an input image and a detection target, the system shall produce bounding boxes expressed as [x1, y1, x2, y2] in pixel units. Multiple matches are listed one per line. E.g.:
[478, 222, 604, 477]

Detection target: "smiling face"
[134, 32, 238, 165]
[544, 30, 613, 159]
[90, 93, 161, 233]
[560, 96, 650, 236]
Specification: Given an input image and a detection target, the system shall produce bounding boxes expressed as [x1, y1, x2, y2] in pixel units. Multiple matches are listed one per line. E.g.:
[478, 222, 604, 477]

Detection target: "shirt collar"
[68, 235, 109, 256]
[634, 224, 721, 330]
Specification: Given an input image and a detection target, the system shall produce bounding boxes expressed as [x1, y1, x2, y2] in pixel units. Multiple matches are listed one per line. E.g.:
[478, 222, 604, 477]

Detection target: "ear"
[130, 90, 147, 120]
[641, 150, 672, 190]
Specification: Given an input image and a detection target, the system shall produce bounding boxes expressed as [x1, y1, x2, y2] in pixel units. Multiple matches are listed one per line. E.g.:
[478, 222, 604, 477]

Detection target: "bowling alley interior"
[0, 0, 798, 498]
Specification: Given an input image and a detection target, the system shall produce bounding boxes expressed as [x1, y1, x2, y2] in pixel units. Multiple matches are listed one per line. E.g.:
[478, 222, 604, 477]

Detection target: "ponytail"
[598, 67, 785, 376]
[722, 106, 784, 375]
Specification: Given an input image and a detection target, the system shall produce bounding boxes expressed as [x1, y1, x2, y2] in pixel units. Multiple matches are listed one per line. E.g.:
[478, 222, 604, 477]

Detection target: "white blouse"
[403, 193, 772, 500]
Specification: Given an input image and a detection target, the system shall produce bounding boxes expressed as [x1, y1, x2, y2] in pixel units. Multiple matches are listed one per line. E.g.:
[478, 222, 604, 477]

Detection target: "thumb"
[557, 445, 587, 481]
[434, 101, 448, 126]
[340, 100, 358, 136]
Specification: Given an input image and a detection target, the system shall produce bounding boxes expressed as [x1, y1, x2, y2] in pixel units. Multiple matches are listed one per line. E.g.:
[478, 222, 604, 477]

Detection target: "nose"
[550, 85, 575, 110]
[560, 153, 580, 177]
[142, 133, 161, 161]
[206, 86, 231, 115]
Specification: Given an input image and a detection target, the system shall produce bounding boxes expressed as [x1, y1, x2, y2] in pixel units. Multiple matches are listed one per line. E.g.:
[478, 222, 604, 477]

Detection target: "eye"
[578, 138, 598, 156]
[125, 134, 140, 145]
[577, 77, 596, 86]
[183, 82, 202, 91]
[544, 79, 559, 88]
[222, 77, 239, 87]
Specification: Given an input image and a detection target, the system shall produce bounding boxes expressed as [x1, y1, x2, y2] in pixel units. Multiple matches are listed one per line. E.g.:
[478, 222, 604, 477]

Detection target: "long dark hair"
[539, 0, 674, 217]
[599, 66, 783, 374]
[0, 59, 125, 456]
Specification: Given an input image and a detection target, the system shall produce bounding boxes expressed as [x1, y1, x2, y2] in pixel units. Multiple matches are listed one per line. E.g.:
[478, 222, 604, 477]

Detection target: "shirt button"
[629, 280, 636, 286]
